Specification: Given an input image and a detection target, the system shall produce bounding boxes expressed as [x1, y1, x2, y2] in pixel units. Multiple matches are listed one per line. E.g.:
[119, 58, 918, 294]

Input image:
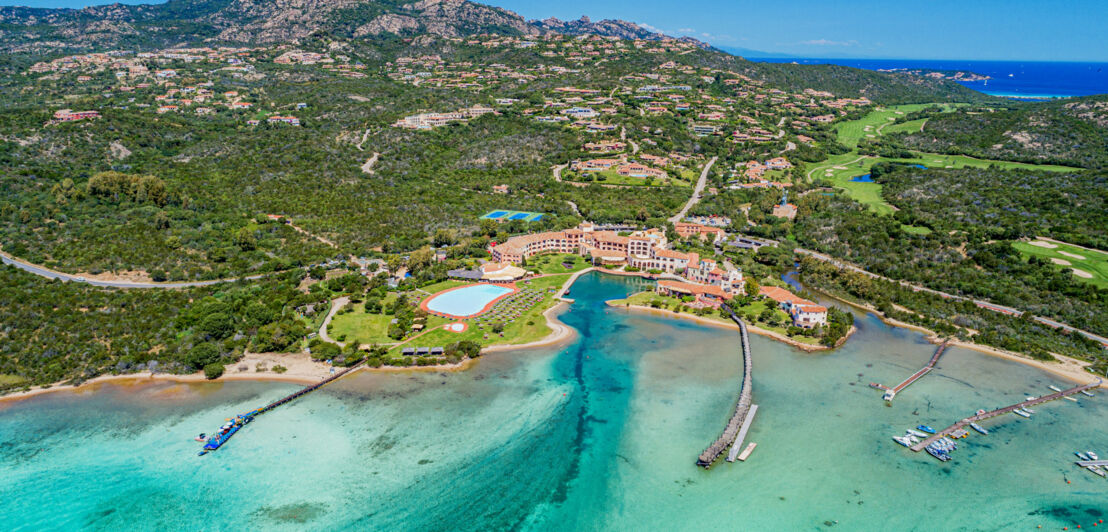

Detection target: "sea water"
[1, 272, 1105, 530]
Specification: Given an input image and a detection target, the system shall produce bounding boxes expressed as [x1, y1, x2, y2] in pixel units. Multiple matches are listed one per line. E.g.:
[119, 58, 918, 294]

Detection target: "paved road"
[552, 163, 567, 182]
[567, 200, 582, 216]
[0, 250, 271, 288]
[669, 156, 718, 223]
[794, 248, 1108, 348]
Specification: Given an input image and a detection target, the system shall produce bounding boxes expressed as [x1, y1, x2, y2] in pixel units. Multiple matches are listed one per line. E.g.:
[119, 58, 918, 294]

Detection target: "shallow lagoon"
[1, 272, 1105, 530]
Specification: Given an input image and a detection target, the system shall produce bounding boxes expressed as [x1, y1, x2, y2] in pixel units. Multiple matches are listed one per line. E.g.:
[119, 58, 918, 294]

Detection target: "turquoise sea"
[1, 272, 1105, 530]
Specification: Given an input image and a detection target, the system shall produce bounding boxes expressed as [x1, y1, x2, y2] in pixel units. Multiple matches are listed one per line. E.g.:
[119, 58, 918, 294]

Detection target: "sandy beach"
[808, 287, 1107, 389]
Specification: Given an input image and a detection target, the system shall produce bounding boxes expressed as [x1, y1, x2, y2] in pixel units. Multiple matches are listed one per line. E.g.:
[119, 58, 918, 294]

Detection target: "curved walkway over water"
[697, 302, 753, 468]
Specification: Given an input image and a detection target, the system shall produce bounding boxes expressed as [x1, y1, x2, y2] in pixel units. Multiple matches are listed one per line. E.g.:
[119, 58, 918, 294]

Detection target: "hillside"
[888, 96, 1108, 168]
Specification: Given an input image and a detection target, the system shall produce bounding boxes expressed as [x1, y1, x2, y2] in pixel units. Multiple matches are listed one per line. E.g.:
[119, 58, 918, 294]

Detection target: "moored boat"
[970, 423, 988, 435]
[1080, 390, 1095, 397]
[1089, 451, 1100, 461]
[1013, 409, 1031, 418]
[1049, 385, 1063, 392]
[892, 435, 912, 447]
[917, 425, 936, 434]
[925, 445, 951, 462]
[906, 428, 928, 438]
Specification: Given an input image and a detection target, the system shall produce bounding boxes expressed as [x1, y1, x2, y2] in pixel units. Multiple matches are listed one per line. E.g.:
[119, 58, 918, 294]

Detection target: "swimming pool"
[424, 284, 515, 317]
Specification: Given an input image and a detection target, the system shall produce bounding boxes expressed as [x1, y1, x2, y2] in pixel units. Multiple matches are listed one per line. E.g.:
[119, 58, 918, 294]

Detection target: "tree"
[234, 227, 256, 251]
[186, 343, 221, 370]
[745, 278, 760, 297]
[433, 228, 457, 247]
[197, 312, 235, 339]
[203, 363, 225, 380]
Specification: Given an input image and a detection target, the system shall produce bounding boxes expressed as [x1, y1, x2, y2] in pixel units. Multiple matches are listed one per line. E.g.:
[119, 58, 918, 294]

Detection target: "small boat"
[1013, 409, 1031, 418]
[1064, 396, 1078, 402]
[892, 435, 912, 447]
[976, 409, 987, 416]
[1080, 390, 1095, 397]
[925, 446, 951, 462]
[737, 442, 757, 461]
[1089, 452, 1100, 461]
[197, 451, 208, 456]
[1076, 451, 1091, 461]
[1026, 396, 1037, 401]
[970, 423, 988, 435]
[194, 433, 207, 442]
[906, 429, 928, 438]
[1086, 466, 1107, 478]
[917, 425, 936, 434]
[1022, 406, 1035, 414]
[1049, 385, 1063, 392]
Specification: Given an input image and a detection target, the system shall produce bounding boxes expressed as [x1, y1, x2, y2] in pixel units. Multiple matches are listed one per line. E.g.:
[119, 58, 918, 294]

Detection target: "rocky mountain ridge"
[0, 0, 700, 54]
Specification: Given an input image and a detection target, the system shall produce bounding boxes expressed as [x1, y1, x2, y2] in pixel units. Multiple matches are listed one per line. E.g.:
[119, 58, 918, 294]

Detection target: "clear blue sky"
[5, 0, 1106, 61]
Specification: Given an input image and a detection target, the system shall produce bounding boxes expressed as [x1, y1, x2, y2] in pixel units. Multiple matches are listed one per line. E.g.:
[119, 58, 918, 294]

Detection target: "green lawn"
[900, 224, 933, 235]
[421, 279, 469, 294]
[607, 291, 821, 345]
[1012, 240, 1108, 288]
[328, 293, 401, 345]
[806, 105, 1083, 215]
[0, 374, 28, 389]
[527, 253, 591, 274]
[391, 274, 572, 352]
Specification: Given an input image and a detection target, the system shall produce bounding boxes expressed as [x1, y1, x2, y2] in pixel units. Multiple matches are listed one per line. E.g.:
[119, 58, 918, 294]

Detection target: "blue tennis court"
[480, 210, 547, 221]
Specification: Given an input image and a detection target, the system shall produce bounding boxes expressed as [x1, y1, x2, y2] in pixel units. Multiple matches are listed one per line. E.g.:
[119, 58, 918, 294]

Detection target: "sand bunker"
[1027, 240, 1057, 249]
[833, 166, 848, 170]
[1071, 268, 1094, 279]
[1058, 250, 1086, 260]
[1051, 258, 1072, 266]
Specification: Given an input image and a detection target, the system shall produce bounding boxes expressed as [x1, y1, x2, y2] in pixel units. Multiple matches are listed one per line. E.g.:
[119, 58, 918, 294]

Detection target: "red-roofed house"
[759, 286, 828, 327]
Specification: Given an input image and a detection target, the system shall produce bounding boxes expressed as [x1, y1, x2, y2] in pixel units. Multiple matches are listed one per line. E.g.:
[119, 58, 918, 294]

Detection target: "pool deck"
[420, 282, 519, 320]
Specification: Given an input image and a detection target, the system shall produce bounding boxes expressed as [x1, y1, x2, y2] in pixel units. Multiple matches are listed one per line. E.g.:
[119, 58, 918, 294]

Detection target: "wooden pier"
[909, 379, 1102, 452]
[1076, 460, 1108, 467]
[697, 303, 753, 469]
[201, 360, 366, 454]
[870, 340, 948, 401]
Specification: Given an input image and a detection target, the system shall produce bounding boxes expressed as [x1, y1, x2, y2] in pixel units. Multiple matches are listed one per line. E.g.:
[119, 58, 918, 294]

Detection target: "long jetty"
[200, 361, 366, 453]
[870, 340, 948, 401]
[910, 379, 1102, 452]
[697, 303, 753, 469]
[248, 360, 365, 417]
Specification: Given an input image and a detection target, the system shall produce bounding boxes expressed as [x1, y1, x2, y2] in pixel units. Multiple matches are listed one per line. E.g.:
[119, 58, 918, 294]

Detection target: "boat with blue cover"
[917, 425, 935, 434]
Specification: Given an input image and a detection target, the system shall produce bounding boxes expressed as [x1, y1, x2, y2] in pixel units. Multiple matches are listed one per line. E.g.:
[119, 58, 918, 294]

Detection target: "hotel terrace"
[489, 223, 743, 306]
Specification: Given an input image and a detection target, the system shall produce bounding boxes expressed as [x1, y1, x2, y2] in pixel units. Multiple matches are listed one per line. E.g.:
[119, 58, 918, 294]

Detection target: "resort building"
[759, 286, 828, 328]
[674, 222, 725, 243]
[489, 223, 742, 299]
[656, 280, 731, 307]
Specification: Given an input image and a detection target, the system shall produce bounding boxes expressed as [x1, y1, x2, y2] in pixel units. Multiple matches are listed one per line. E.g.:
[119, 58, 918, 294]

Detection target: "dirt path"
[284, 220, 338, 249]
[360, 152, 380, 175]
[319, 297, 349, 346]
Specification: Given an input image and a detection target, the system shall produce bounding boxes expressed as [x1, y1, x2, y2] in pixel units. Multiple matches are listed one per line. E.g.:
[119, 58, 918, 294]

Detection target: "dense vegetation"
[887, 97, 1108, 169]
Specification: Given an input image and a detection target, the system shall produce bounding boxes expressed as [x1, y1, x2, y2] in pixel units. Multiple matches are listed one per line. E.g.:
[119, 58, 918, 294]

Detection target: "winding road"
[0, 249, 268, 288]
[669, 156, 718, 223]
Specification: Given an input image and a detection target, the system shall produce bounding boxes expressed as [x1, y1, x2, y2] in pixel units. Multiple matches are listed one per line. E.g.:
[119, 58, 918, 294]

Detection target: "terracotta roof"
[658, 280, 729, 298]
